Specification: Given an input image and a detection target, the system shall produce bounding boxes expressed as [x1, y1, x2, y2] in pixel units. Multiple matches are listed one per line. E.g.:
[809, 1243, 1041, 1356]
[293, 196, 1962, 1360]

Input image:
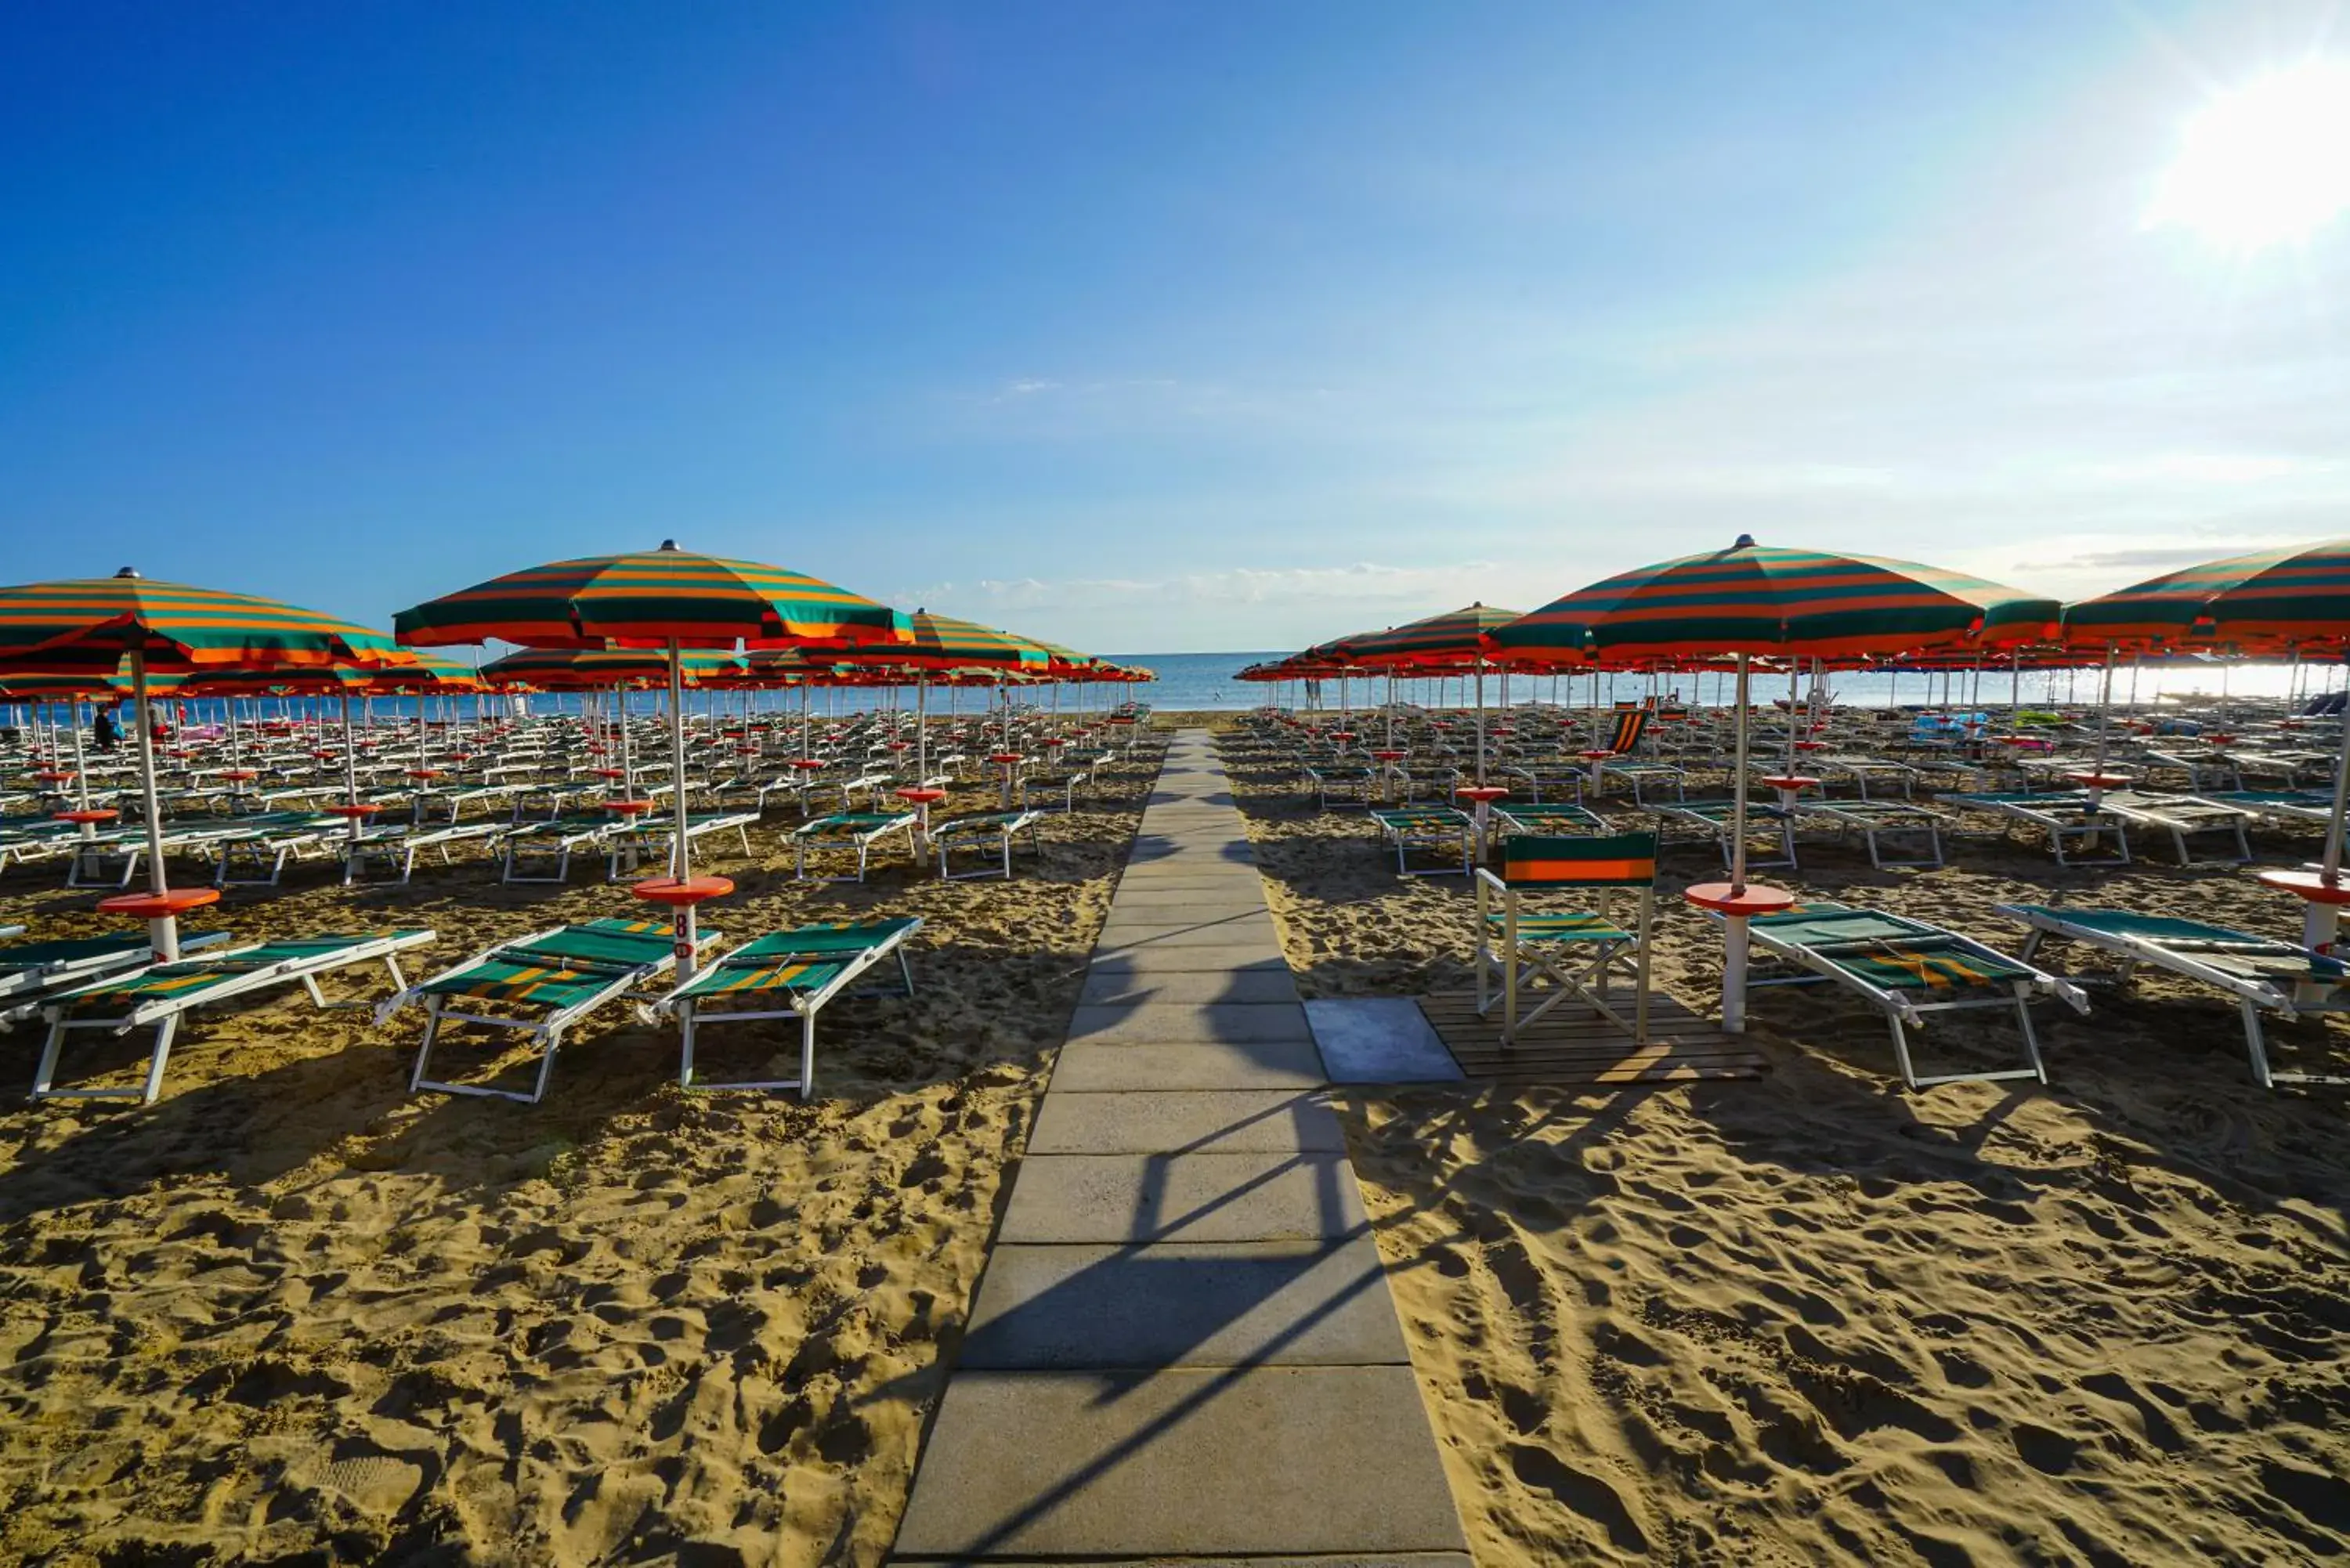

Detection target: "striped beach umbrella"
[1495, 537, 2056, 1037]
[1339, 604, 1525, 784]
[0, 569, 418, 965]
[830, 611, 1052, 793]
[2062, 539, 2350, 650]
[478, 645, 747, 688]
[396, 542, 909, 970]
[2065, 539, 2350, 936]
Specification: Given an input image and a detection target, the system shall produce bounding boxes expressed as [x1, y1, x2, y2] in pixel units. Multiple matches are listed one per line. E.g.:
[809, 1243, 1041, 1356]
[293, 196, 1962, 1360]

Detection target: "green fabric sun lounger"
[0, 929, 233, 1029]
[1941, 789, 2128, 867]
[791, 811, 916, 882]
[1792, 799, 1947, 869]
[660, 917, 921, 1095]
[1998, 903, 2350, 1089]
[1493, 803, 1609, 837]
[1739, 902, 2085, 1089]
[33, 930, 433, 1105]
[385, 917, 714, 1104]
[1371, 806, 1474, 876]
[931, 811, 1043, 880]
[1657, 799, 1796, 870]
[496, 815, 624, 883]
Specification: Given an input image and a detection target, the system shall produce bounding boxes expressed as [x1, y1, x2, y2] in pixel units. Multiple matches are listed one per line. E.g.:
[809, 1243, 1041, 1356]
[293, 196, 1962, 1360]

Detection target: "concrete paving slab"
[995, 1153, 1367, 1244]
[1086, 942, 1289, 973]
[1094, 920, 1281, 950]
[1113, 866, 1267, 887]
[1129, 840, 1256, 863]
[1067, 1002, 1311, 1045]
[1101, 888, 1271, 912]
[1053, 1039, 1326, 1092]
[1027, 1089, 1343, 1154]
[959, 1236, 1406, 1369]
[1080, 967, 1301, 1006]
[1306, 998, 1465, 1084]
[891, 1367, 1466, 1558]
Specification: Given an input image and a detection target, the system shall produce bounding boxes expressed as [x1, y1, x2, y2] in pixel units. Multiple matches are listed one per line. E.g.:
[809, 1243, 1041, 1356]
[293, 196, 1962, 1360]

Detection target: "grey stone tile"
[891, 1367, 1466, 1558]
[1027, 1089, 1343, 1154]
[1305, 998, 1466, 1084]
[1094, 919, 1281, 950]
[960, 1236, 1406, 1369]
[996, 1153, 1368, 1244]
[1067, 1003, 1311, 1045]
[1086, 942, 1287, 973]
[1079, 967, 1300, 1006]
[1053, 1039, 1325, 1092]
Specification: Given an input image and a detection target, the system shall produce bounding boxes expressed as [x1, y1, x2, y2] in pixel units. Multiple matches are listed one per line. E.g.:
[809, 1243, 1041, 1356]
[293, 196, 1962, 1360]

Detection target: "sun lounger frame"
[32, 930, 431, 1105]
[1657, 800, 1796, 870]
[392, 923, 708, 1104]
[1795, 800, 1947, 869]
[2000, 902, 2350, 1089]
[665, 919, 921, 1095]
[2088, 792, 2254, 865]
[792, 811, 917, 882]
[1942, 790, 2130, 868]
[1737, 905, 2084, 1089]
[932, 810, 1043, 880]
[1372, 806, 1474, 876]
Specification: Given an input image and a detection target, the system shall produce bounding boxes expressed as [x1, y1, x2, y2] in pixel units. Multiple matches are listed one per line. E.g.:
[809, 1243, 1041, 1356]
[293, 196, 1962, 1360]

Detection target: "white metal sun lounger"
[1940, 789, 2129, 868]
[1370, 806, 1475, 876]
[603, 809, 760, 880]
[33, 929, 432, 1104]
[1809, 754, 1921, 800]
[1794, 799, 1948, 869]
[2088, 791, 2254, 865]
[2000, 903, 2350, 1089]
[931, 810, 1043, 880]
[792, 811, 918, 882]
[497, 815, 626, 883]
[385, 918, 709, 1104]
[0, 930, 234, 1030]
[1734, 902, 2085, 1089]
[341, 819, 512, 883]
[208, 813, 344, 887]
[660, 916, 920, 1095]
[1656, 800, 1796, 869]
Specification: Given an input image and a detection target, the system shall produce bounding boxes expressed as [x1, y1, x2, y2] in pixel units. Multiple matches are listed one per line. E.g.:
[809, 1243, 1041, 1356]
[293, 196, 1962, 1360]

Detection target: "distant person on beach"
[93, 706, 119, 752]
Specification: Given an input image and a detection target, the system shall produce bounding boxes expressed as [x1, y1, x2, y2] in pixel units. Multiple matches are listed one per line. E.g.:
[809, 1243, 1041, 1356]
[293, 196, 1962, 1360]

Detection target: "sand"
[1223, 735, 2350, 1565]
[0, 746, 1161, 1566]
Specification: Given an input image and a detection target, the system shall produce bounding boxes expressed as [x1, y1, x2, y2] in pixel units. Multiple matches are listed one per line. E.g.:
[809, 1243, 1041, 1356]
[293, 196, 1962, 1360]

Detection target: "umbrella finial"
[114, 566, 140, 579]
[657, 539, 680, 551]
[1730, 534, 1756, 551]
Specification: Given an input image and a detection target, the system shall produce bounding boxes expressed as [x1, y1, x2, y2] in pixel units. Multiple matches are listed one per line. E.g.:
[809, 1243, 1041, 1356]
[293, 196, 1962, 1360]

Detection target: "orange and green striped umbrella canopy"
[2061, 539, 2350, 650]
[178, 651, 486, 696]
[829, 609, 1050, 673]
[0, 569, 411, 673]
[393, 540, 910, 652]
[1491, 536, 2059, 661]
[1338, 603, 1524, 667]
[479, 645, 746, 689]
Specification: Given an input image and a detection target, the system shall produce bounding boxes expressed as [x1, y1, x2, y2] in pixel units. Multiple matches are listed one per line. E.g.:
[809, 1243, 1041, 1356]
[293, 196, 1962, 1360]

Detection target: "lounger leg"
[800, 1009, 816, 1100]
[529, 1035, 562, 1104]
[2013, 994, 2049, 1085]
[410, 1001, 446, 1092]
[2240, 999, 2275, 1089]
[678, 1006, 698, 1088]
[31, 1017, 68, 1098]
[1886, 1013, 1922, 1092]
[139, 1017, 180, 1105]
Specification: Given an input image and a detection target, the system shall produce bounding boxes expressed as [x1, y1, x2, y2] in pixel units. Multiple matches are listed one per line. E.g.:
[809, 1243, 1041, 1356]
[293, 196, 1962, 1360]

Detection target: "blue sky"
[5, 1, 2346, 652]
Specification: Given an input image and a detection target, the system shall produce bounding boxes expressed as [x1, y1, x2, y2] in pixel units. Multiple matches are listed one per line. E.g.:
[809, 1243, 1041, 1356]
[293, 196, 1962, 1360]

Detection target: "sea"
[8, 650, 2330, 728]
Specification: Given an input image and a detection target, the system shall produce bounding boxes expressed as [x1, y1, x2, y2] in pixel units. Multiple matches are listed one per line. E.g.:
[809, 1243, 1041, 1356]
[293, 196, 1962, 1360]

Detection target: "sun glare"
[2146, 58, 2350, 250]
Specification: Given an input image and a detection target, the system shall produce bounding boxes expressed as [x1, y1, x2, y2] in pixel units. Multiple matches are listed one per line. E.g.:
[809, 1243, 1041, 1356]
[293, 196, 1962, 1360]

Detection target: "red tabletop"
[592, 767, 627, 780]
[887, 741, 910, 751]
[1043, 736, 1068, 748]
[602, 799, 656, 815]
[1371, 750, 1408, 761]
[2258, 869, 2350, 905]
[100, 887, 221, 918]
[631, 875, 735, 907]
[2064, 771, 2131, 790]
[1683, 882, 1798, 916]
[1793, 740, 1828, 752]
[217, 768, 258, 782]
[55, 807, 119, 825]
[1759, 775, 1819, 791]
[790, 758, 827, 771]
[1455, 785, 1510, 803]
[1580, 750, 1614, 761]
[1329, 732, 1358, 743]
[405, 768, 444, 780]
[895, 786, 948, 806]
[323, 803, 384, 818]
[989, 752, 1024, 764]
[34, 769, 74, 783]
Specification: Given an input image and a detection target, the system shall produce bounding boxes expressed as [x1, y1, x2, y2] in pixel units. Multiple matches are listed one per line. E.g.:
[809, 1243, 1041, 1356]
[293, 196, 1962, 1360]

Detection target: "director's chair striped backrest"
[1606, 708, 1650, 755]
[1500, 833, 1658, 889]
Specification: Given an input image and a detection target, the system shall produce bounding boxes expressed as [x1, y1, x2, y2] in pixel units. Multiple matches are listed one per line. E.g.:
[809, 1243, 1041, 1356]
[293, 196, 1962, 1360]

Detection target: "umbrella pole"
[669, 641, 691, 883]
[2089, 643, 2116, 791]
[2304, 654, 2350, 949]
[342, 692, 363, 844]
[1473, 656, 1487, 786]
[128, 649, 179, 962]
[69, 697, 89, 812]
[1721, 652, 1755, 1032]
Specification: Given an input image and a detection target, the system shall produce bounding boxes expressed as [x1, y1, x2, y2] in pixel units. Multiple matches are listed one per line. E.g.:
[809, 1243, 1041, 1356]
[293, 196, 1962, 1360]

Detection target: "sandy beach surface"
[1222, 732, 2350, 1565]
[0, 749, 1159, 1566]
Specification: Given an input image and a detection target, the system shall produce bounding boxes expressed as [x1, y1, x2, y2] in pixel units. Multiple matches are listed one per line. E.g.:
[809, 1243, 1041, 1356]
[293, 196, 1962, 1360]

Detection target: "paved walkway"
[892, 729, 1468, 1563]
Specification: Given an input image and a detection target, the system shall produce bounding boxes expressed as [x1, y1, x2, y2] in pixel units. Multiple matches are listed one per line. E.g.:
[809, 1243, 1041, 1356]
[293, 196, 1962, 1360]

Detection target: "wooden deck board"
[1417, 990, 1766, 1084]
